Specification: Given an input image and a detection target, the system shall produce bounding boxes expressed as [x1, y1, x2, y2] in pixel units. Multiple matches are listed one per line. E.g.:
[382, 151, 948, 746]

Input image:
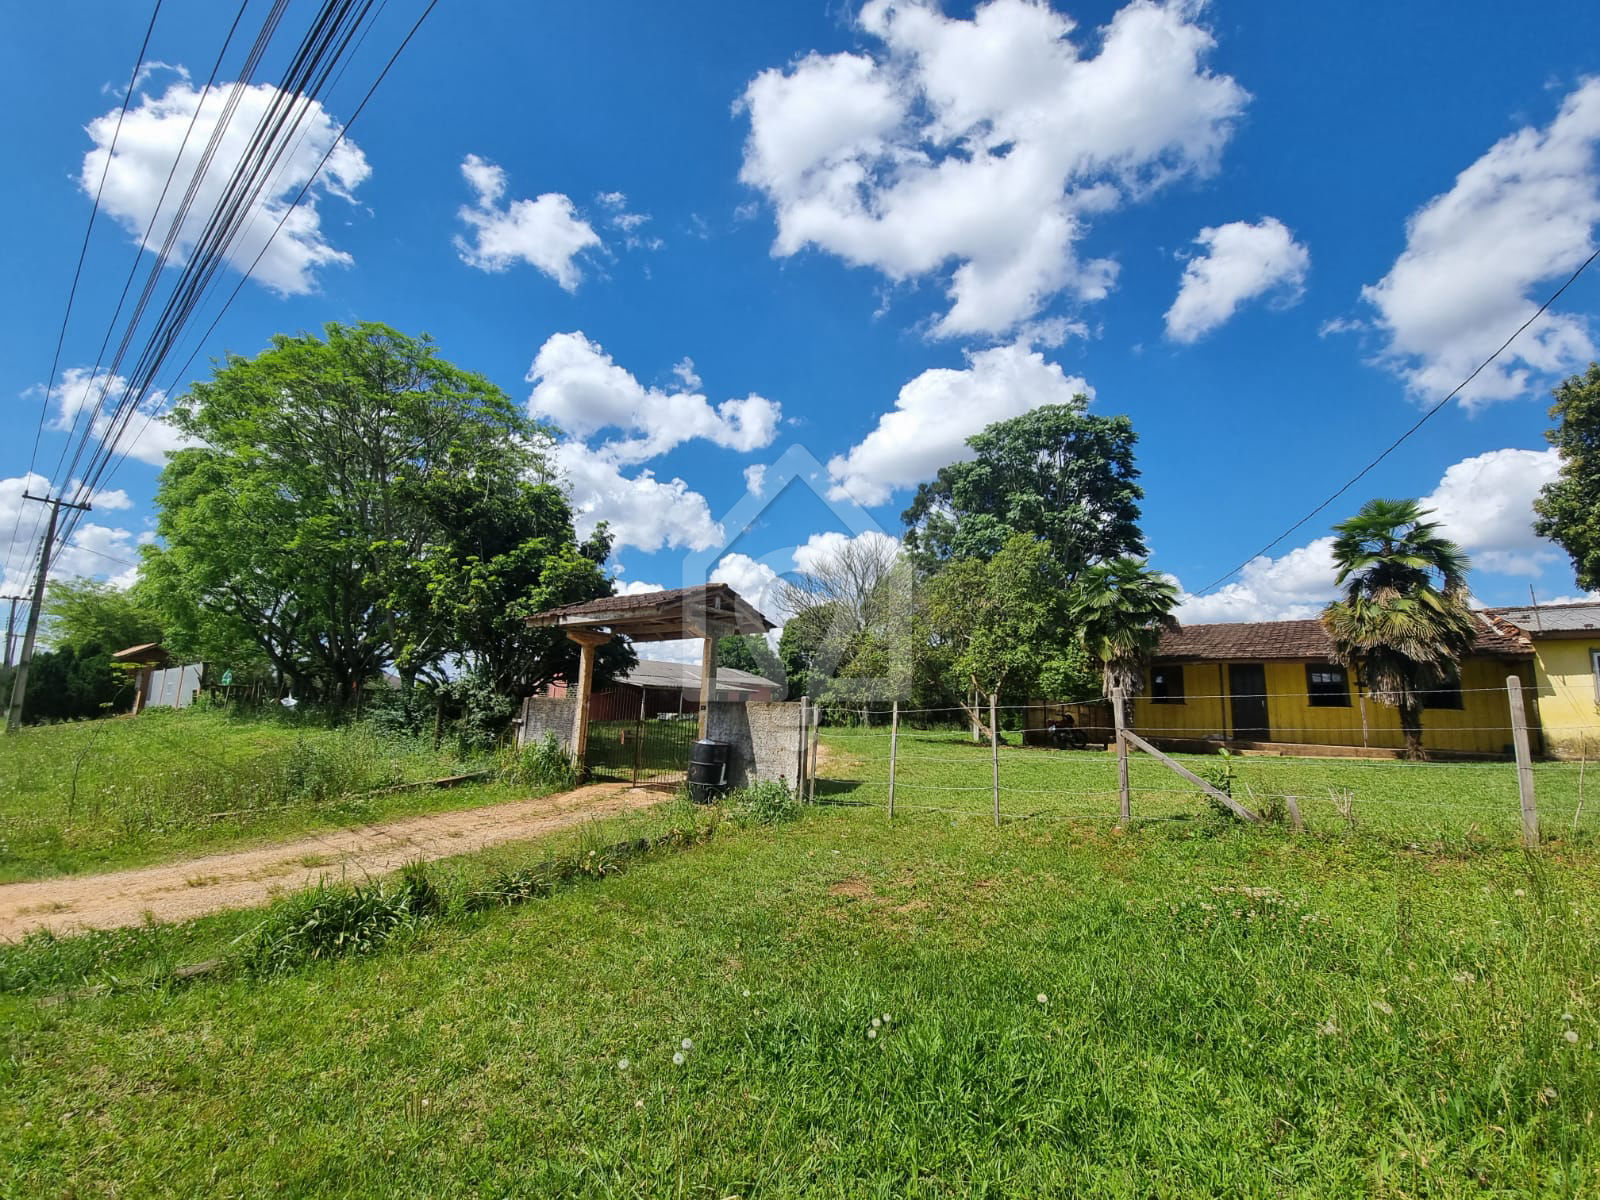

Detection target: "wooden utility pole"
[6, 493, 92, 734]
[1112, 686, 1130, 825]
[0, 594, 26, 669]
[1507, 675, 1538, 849]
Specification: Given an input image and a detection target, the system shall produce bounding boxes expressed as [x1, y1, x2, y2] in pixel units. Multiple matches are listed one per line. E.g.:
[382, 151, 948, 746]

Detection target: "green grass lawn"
[3, 776, 1599, 1195]
[820, 726, 1600, 845]
[0, 708, 515, 881]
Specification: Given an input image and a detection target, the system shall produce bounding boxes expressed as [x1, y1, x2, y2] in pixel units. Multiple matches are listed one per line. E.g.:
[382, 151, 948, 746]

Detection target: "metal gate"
[585, 707, 699, 785]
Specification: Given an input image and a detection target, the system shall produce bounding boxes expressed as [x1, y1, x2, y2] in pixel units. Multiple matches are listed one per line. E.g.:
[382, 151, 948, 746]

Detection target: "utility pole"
[5, 493, 92, 734]
[0, 595, 26, 669]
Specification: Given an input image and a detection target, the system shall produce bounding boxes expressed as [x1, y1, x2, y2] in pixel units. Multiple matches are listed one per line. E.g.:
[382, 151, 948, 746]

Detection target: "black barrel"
[687, 739, 730, 803]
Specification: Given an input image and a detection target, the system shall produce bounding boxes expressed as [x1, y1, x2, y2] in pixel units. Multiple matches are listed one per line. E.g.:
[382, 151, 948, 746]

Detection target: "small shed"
[111, 643, 172, 715]
[526, 583, 775, 767]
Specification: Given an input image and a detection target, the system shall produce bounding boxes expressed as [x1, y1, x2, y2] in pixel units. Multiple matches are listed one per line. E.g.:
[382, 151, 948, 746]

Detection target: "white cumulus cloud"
[455, 155, 602, 289]
[30, 367, 199, 468]
[1164, 217, 1309, 342]
[0, 473, 142, 593]
[83, 77, 369, 295]
[1361, 78, 1600, 409]
[826, 339, 1092, 505]
[528, 332, 781, 464]
[554, 441, 723, 555]
[736, 0, 1248, 337]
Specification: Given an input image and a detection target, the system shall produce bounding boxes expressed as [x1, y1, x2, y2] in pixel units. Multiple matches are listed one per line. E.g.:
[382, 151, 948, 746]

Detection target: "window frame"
[1304, 663, 1351, 708]
[1591, 649, 1600, 705]
[1149, 664, 1185, 705]
[1422, 666, 1465, 711]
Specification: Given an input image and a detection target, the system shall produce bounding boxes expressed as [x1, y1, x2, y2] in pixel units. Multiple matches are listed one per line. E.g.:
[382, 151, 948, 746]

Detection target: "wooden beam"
[1120, 729, 1262, 823]
[697, 635, 718, 740]
[567, 629, 612, 773]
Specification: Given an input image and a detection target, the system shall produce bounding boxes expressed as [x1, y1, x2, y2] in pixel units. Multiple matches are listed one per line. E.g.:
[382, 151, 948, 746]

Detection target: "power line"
[6, 0, 163, 579]
[1193, 245, 1600, 597]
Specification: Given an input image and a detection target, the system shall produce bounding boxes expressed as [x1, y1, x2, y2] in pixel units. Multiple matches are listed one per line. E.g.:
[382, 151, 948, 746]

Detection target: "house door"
[1228, 664, 1270, 741]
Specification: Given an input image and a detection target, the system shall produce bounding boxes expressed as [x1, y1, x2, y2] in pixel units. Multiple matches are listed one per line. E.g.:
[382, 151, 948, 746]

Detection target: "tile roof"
[1156, 613, 1530, 661]
[623, 659, 781, 694]
[1485, 601, 1600, 636]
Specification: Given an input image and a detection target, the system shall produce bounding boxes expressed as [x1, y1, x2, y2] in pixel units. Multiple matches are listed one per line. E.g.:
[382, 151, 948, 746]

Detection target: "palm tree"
[1068, 557, 1179, 723]
[1321, 498, 1477, 760]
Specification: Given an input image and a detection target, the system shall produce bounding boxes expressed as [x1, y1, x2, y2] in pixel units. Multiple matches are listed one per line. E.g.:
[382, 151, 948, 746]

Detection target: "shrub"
[501, 734, 576, 792]
[727, 779, 802, 826]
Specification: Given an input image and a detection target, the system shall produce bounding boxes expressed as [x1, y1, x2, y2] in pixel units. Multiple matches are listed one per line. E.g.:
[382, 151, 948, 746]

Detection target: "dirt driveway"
[0, 782, 665, 941]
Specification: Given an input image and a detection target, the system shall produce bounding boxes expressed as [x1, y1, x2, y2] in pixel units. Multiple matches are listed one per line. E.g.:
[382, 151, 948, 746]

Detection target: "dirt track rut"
[0, 782, 662, 940]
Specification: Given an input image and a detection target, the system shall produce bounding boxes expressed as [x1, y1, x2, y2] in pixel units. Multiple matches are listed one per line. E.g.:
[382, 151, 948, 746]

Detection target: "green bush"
[727, 779, 802, 826]
[501, 734, 577, 791]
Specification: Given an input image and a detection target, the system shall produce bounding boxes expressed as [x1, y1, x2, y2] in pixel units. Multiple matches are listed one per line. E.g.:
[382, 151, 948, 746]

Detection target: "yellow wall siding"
[1530, 640, 1600, 756]
[1129, 656, 1530, 756]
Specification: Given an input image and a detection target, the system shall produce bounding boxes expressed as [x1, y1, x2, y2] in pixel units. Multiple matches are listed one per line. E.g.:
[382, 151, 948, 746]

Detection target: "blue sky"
[3, 0, 1600, 648]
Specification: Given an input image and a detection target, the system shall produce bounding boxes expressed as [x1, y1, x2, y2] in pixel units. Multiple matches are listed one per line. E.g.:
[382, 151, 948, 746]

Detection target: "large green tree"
[45, 579, 161, 656]
[142, 322, 612, 704]
[922, 533, 1085, 739]
[1321, 499, 1477, 759]
[1533, 362, 1600, 590]
[1066, 557, 1179, 722]
[902, 401, 1146, 576]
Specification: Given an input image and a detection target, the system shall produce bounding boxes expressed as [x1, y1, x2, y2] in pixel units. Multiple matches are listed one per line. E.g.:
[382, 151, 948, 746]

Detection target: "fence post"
[797, 696, 809, 795]
[808, 698, 820, 804]
[990, 692, 1000, 827]
[1112, 686, 1130, 826]
[1507, 675, 1538, 849]
[888, 699, 899, 820]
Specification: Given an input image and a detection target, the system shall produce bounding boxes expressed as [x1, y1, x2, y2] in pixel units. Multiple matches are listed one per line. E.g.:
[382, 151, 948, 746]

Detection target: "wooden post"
[566, 629, 612, 773]
[807, 698, 820, 804]
[888, 699, 900, 820]
[797, 696, 810, 793]
[1121, 728, 1262, 823]
[1507, 675, 1538, 849]
[990, 692, 1000, 827]
[697, 635, 718, 740]
[1112, 686, 1130, 826]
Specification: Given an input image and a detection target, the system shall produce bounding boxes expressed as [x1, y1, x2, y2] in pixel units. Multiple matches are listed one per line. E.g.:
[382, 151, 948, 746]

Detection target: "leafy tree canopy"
[902, 401, 1145, 578]
[44, 579, 161, 656]
[1533, 362, 1600, 591]
[142, 321, 616, 705]
[717, 633, 782, 686]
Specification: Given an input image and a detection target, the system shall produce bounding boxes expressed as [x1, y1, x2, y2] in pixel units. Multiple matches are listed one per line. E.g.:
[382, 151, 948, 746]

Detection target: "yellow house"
[1121, 615, 1537, 758]
[1487, 602, 1600, 757]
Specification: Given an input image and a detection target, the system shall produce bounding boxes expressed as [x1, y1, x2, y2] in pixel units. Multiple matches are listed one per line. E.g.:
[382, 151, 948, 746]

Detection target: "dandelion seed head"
[871, 1017, 881, 1029]
[617, 1058, 630, 1071]
[742, 989, 750, 998]
[867, 1028, 877, 1040]
[1514, 888, 1526, 898]
[681, 1038, 693, 1051]
[673, 1051, 686, 1065]
[1564, 1029, 1580, 1044]
[1037, 993, 1049, 1005]
[1563, 1013, 1575, 1023]
[882, 1013, 892, 1024]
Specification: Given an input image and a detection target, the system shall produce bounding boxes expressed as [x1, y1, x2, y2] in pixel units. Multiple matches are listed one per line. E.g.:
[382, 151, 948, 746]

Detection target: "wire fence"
[804, 683, 1600, 846]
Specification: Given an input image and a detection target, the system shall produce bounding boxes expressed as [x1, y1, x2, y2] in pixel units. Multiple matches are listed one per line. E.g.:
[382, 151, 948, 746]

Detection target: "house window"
[1423, 667, 1464, 710]
[1150, 665, 1184, 704]
[1306, 664, 1350, 707]
[1592, 650, 1600, 705]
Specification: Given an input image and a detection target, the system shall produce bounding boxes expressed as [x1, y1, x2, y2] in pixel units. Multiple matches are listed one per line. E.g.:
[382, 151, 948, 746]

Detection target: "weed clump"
[727, 779, 801, 826]
[501, 734, 577, 792]
[240, 861, 443, 974]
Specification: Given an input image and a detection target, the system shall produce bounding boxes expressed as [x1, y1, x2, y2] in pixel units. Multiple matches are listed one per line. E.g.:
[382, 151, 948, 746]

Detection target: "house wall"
[1530, 640, 1600, 755]
[1128, 655, 1533, 756]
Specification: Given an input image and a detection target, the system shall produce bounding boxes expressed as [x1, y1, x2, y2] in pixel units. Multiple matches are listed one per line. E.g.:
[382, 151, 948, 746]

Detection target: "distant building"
[544, 657, 782, 721]
[1485, 602, 1600, 756]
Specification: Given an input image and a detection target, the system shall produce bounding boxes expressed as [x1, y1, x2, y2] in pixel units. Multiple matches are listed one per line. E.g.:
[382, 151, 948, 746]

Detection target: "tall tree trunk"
[1399, 696, 1425, 761]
